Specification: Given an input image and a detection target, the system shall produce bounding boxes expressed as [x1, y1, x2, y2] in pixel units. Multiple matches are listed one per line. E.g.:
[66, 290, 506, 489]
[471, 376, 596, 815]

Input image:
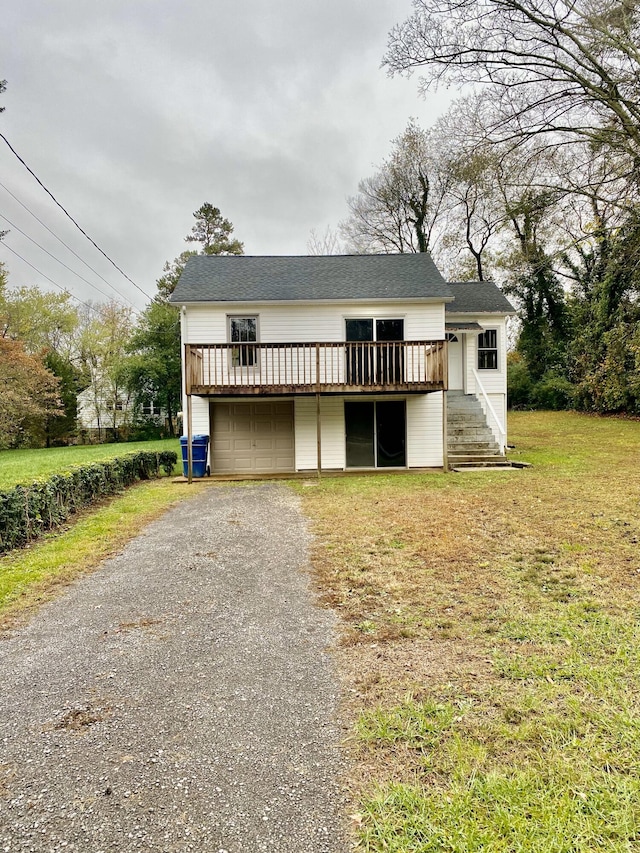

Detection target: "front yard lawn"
[300, 411, 640, 851]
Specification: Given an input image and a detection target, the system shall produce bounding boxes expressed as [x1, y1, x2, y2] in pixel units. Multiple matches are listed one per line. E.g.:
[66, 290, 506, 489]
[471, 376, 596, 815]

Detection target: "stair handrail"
[471, 369, 507, 453]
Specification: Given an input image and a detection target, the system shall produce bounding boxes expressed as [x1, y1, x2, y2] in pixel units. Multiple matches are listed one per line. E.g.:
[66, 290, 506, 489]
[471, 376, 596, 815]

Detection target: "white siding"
[190, 395, 210, 436]
[407, 393, 444, 468]
[477, 393, 507, 446]
[294, 397, 345, 471]
[183, 301, 445, 344]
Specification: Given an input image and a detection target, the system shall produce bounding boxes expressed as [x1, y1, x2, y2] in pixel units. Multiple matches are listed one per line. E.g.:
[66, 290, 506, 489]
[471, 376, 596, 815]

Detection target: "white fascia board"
[179, 296, 453, 308]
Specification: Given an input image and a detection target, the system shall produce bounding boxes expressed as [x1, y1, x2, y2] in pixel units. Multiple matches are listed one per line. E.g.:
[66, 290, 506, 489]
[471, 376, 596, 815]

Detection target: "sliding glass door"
[345, 400, 406, 468]
[345, 319, 404, 385]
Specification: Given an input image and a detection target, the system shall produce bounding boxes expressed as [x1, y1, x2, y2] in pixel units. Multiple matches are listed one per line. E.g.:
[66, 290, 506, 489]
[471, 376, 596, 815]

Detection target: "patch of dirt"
[115, 616, 163, 633]
[337, 637, 494, 707]
[48, 703, 111, 733]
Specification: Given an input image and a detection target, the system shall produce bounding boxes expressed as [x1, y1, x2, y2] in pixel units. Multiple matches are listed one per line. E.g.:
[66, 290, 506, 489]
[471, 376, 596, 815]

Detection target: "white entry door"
[447, 334, 464, 391]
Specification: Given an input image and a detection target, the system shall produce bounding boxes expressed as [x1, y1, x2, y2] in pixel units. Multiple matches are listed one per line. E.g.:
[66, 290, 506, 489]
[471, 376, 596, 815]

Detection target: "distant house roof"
[170, 254, 454, 303]
[445, 281, 516, 314]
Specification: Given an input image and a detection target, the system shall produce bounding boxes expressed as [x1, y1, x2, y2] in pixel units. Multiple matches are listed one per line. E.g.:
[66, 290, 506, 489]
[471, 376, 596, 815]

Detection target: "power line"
[0, 179, 145, 307]
[0, 132, 153, 300]
[0, 241, 119, 318]
[0, 212, 139, 312]
[0, 213, 138, 313]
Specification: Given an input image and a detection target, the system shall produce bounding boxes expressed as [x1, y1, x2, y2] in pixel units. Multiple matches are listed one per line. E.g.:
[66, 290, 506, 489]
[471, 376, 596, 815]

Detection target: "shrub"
[507, 352, 534, 409]
[530, 372, 575, 410]
[0, 450, 177, 554]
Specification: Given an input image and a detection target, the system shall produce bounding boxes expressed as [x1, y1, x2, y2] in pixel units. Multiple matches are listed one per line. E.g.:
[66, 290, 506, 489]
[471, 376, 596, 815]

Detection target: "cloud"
[1, 0, 452, 309]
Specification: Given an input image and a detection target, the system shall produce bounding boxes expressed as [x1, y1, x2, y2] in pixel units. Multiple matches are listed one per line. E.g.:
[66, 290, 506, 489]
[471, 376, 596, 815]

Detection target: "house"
[77, 385, 168, 443]
[170, 254, 515, 477]
[76, 385, 133, 443]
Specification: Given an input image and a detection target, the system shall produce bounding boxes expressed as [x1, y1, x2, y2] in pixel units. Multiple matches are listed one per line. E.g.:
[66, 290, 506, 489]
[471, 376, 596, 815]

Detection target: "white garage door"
[210, 401, 295, 473]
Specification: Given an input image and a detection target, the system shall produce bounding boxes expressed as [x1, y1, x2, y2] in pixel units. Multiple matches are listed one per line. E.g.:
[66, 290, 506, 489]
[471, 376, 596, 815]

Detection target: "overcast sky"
[2, 0, 453, 311]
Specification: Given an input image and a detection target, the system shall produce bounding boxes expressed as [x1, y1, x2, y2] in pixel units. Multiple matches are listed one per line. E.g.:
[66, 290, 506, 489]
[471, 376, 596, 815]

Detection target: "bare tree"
[306, 225, 345, 255]
[340, 119, 451, 254]
[385, 0, 640, 172]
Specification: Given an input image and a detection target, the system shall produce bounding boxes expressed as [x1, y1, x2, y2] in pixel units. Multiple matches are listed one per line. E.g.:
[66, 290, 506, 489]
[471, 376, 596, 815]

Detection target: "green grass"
[300, 410, 640, 852]
[0, 478, 194, 626]
[0, 439, 181, 489]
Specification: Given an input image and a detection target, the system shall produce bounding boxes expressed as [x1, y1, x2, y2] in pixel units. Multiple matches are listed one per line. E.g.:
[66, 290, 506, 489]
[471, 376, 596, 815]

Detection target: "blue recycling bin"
[180, 434, 210, 478]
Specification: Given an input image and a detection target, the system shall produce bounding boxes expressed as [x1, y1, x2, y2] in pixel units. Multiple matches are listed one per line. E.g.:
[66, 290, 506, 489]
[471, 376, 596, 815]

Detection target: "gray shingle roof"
[170, 254, 454, 303]
[445, 281, 516, 314]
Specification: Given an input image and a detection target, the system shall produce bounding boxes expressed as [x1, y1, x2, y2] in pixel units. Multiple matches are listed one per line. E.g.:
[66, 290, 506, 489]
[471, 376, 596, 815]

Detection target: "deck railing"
[185, 340, 447, 395]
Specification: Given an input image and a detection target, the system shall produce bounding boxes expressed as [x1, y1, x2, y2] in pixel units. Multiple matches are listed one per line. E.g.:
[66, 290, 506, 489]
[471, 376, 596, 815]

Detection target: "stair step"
[448, 454, 507, 464]
[451, 460, 510, 467]
[448, 443, 500, 453]
[447, 426, 495, 437]
[451, 462, 519, 471]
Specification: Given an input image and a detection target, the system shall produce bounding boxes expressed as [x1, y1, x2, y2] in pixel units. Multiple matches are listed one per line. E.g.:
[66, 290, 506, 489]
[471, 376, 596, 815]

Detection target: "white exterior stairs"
[446, 391, 512, 470]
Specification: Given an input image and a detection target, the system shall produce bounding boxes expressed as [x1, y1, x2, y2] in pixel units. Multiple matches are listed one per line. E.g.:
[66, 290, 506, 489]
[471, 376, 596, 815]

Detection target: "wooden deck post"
[442, 390, 449, 473]
[316, 344, 322, 478]
[186, 394, 193, 485]
[316, 392, 322, 479]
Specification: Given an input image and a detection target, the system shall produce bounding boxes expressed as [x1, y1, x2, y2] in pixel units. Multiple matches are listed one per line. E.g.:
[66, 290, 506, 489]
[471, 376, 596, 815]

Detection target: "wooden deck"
[185, 340, 447, 396]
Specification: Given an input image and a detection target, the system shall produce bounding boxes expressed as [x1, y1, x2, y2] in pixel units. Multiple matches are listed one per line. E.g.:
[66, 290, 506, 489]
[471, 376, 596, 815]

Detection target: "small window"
[142, 403, 161, 416]
[230, 316, 257, 367]
[478, 329, 498, 370]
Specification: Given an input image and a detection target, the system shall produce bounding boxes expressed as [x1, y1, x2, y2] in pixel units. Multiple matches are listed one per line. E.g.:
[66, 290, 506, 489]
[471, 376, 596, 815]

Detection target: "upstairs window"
[478, 329, 498, 370]
[229, 316, 257, 367]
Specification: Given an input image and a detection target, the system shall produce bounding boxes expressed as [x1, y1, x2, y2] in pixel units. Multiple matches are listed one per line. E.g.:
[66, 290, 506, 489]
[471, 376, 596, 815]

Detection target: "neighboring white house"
[77, 386, 164, 442]
[170, 254, 515, 475]
[76, 385, 134, 441]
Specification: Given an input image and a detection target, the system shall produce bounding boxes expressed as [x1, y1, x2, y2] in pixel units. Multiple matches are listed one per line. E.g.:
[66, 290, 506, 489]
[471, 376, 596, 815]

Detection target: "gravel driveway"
[0, 483, 347, 852]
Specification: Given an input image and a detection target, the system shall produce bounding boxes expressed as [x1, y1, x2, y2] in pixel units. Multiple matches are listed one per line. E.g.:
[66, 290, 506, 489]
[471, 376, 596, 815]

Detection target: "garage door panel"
[211, 401, 294, 473]
[274, 402, 292, 415]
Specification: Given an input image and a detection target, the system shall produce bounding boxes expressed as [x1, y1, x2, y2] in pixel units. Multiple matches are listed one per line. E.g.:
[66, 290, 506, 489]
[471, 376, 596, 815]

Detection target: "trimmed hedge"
[0, 450, 177, 554]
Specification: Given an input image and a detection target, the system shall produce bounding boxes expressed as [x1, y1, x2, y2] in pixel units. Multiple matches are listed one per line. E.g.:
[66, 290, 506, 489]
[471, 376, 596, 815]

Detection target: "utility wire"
[0, 212, 139, 312]
[0, 132, 153, 300]
[0, 179, 145, 307]
[0, 242, 112, 317]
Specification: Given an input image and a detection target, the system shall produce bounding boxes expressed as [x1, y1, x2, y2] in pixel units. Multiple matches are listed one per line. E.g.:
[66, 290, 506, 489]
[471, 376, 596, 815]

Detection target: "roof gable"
[170, 254, 454, 303]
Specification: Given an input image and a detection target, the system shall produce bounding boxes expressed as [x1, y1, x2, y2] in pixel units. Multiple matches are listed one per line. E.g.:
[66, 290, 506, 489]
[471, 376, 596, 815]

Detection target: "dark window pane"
[346, 319, 373, 342]
[478, 350, 497, 370]
[346, 320, 373, 384]
[478, 329, 497, 349]
[230, 317, 257, 366]
[376, 319, 404, 341]
[231, 317, 256, 343]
